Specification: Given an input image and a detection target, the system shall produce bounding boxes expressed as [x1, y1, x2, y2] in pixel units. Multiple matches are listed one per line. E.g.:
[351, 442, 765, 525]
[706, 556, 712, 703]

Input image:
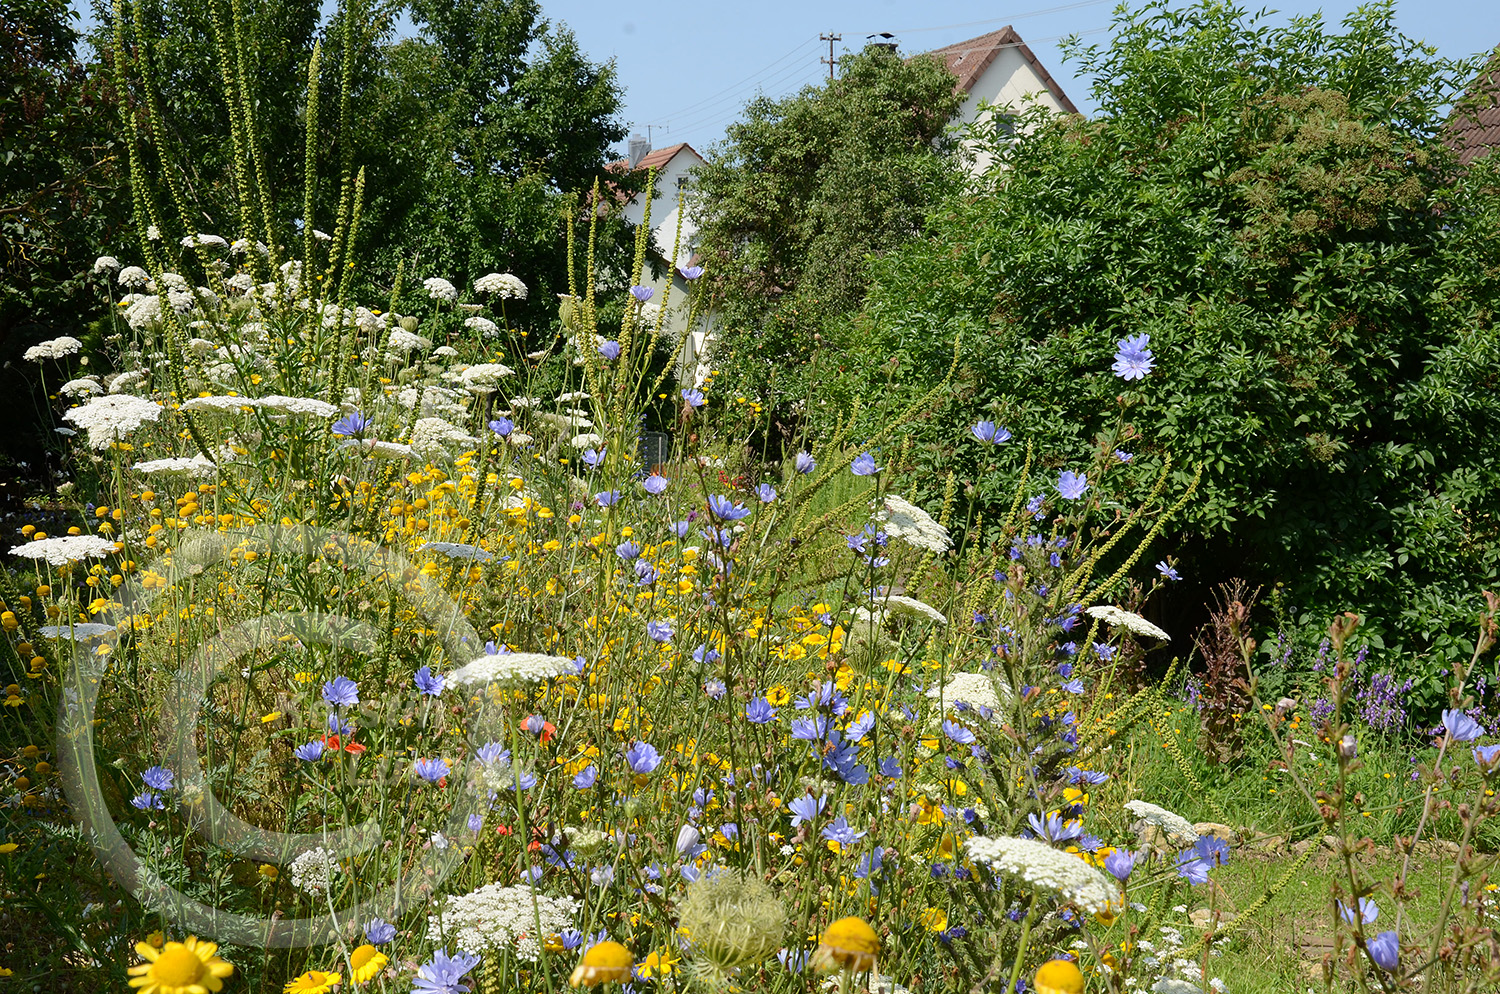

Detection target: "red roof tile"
[606, 142, 703, 175]
[1448, 49, 1500, 167]
[919, 26, 1077, 115]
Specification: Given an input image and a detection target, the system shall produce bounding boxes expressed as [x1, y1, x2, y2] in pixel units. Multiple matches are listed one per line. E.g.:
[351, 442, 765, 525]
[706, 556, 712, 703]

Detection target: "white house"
[608, 139, 712, 385]
[921, 26, 1078, 174]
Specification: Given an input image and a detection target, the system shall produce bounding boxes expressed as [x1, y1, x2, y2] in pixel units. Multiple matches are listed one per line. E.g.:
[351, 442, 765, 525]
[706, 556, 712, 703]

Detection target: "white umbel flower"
[60, 377, 102, 398]
[9, 535, 118, 566]
[473, 272, 527, 299]
[877, 495, 953, 553]
[258, 395, 339, 418]
[964, 835, 1115, 914]
[385, 329, 433, 355]
[39, 622, 117, 640]
[926, 671, 1011, 714]
[180, 396, 258, 414]
[462, 316, 499, 337]
[61, 394, 163, 449]
[93, 256, 121, 274]
[109, 370, 147, 394]
[118, 266, 150, 288]
[133, 455, 218, 477]
[180, 233, 228, 249]
[448, 652, 575, 687]
[423, 277, 458, 303]
[417, 542, 494, 562]
[1086, 605, 1171, 641]
[427, 883, 577, 960]
[288, 847, 339, 895]
[1123, 800, 1199, 844]
[456, 363, 514, 392]
[880, 594, 948, 625]
[359, 439, 414, 460]
[409, 417, 478, 459]
[24, 336, 83, 361]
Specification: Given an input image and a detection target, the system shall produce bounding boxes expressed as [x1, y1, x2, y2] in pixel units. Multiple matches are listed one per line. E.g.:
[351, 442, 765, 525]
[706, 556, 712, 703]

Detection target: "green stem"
[1008, 898, 1039, 993]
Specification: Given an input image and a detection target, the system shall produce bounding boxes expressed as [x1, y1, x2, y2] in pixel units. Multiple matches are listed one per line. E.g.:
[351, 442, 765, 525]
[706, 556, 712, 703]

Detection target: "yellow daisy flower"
[810, 917, 878, 973]
[569, 941, 634, 988]
[1034, 958, 1085, 994]
[284, 969, 342, 994]
[128, 936, 234, 994]
[348, 944, 388, 984]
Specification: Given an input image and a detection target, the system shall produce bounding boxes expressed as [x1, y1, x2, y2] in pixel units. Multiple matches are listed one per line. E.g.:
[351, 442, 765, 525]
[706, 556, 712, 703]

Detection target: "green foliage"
[852, 0, 1500, 684]
[692, 44, 965, 409]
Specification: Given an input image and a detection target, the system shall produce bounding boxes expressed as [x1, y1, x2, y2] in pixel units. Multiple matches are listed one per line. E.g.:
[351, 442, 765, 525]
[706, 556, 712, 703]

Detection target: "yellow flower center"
[350, 946, 376, 969]
[154, 946, 206, 985]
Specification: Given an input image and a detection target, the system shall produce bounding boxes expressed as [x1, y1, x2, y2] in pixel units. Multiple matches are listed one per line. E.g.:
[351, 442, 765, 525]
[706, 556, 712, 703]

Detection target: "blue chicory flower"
[488, 417, 513, 437]
[678, 265, 704, 280]
[414, 665, 445, 696]
[850, 452, 878, 476]
[1056, 471, 1088, 501]
[1156, 560, 1182, 581]
[1366, 931, 1400, 972]
[1443, 709, 1485, 742]
[1112, 332, 1155, 380]
[681, 388, 705, 408]
[788, 793, 826, 827]
[599, 339, 622, 359]
[294, 740, 325, 762]
[322, 675, 359, 708]
[142, 765, 174, 791]
[365, 918, 397, 944]
[413, 947, 482, 994]
[706, 494, 751, 521]
[971, 421, 1012, 444]
[414, 757, 449, 783]
[625, 741, 661, 774]
[642, 475, 669, 495]
[794, 451, 816, 474]
[746, 697, 777, 723]
[756, 482, 777, 503]
[331, 411, 370, 438]
[629, 285, 654, 302]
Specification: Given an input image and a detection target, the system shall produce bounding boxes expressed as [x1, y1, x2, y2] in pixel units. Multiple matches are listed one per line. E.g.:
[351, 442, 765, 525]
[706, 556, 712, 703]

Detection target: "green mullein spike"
[229, 0, 280, 273]
[302, 40, 323, 278]
[328, 167, 366, 400]
[205, 0, 258, 264]
[111, 1, 160, 275]
[1082, 466, 1203, 605]
[325, 0, 359, 284]
[1062, 456, 1175, 596]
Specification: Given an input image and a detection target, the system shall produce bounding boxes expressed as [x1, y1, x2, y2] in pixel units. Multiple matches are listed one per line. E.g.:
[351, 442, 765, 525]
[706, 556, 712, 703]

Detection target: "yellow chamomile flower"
[570, 941, 634, 988]
[284, 969, 342, 994]
[809, 917, 878, 974]
[348, 944, 388, 984]
[128, 935, 234, 994]
[1035, 958, 1085, 994]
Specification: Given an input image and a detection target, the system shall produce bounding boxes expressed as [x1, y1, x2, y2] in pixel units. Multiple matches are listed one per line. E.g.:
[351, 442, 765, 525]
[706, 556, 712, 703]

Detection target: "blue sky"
[71, 0, 1496, 154]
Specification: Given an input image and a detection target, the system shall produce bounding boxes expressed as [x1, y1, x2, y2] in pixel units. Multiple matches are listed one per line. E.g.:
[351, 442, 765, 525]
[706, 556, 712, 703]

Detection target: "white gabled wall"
[956, 49, 1070, 175]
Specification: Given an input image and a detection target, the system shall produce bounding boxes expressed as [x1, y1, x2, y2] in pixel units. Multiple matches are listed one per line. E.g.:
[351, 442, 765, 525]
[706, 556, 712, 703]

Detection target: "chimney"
[627, 133, 651, 169]
[866, 32, 898, 53]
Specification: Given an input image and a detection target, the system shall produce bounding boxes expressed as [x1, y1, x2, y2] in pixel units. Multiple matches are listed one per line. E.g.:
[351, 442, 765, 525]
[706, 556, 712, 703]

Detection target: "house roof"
[606, 142, 704, 175]
[921, 26, 1078, 114]
[1448, 49, 1500, 167]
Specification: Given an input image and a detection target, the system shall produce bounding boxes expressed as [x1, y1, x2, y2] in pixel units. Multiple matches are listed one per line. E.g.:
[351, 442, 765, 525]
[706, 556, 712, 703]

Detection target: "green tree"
[855, 0, 1500, 691]
[692, 44, 964, 410]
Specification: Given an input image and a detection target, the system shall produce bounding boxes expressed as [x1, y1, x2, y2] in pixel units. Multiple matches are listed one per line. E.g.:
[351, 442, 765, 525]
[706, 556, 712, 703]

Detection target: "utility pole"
[820, 32, 841, 82]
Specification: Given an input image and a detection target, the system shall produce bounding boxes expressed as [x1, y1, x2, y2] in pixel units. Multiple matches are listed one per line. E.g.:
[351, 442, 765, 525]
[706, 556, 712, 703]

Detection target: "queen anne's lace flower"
[1123, 800, 1199, 844]
[180, 396, 258, 414]
[24, 336, 83, 361]
[60, 377, 102, 398]
[118, 266, 149, 287]
[385, 329, 433, 354]
[877, 495, 953, 553]
[462, 316, 498, 337]
[289, 847, 339, 895]
[427, 883, 577, 960]
[180, 233, 228, 249]
[456, 363, 514, 392]
[9, 535, 118, 566]
[473, 272, 527, 299]
[448, 652, 575, 687]
[880, 594, 948, 625]
[93, 256, 121, 274]
[133, 455, 217, 476]
[409, 418, 478, 459]
[423, 277, 459, 303]
[62, 394, 163, 449]
[109, 370, 147, 394]
[1086, 605, 1171, 641]
[418, 542, 493, 562]
[965, 835, 1115, 914]
[258, 395, 339, 418]
[926, 671, 1011, 713]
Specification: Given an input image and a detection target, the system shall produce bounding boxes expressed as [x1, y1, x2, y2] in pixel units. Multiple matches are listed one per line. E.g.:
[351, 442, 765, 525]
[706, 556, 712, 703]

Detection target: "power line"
[653, 37, 820, 122]
[861, 0, 1116, 37]
[665, 56, 827, 135]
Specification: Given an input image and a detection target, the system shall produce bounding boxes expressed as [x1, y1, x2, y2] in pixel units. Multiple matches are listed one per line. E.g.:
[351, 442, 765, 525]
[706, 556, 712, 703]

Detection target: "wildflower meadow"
[4, 2, 1500, 993]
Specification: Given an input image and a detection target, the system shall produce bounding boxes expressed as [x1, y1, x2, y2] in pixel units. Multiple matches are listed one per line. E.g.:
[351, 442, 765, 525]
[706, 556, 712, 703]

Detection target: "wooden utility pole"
[820, 32, 841, 81]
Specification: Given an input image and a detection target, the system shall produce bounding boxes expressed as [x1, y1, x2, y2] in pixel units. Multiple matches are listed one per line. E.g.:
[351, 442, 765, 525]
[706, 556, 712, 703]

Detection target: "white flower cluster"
[180, 233, 228, 249]
[8, 535, 118, 566]
[179, 396, 258, 415]
[462, 316, 498, 337]
[109, 371, 147, 394]
[258, 395, 339, 418]
[61, 394, 163, 449]
[455, 363, 514, 393]
[427, 883, 577, 959]
[93, 256, 121, 274]
[448, 652, 575, 687]
[288, 847, 339, 895]
[473, 272, 527, 299]
[880, 594, 948, 625]
[417, 541, 494, 562]
[385, 329, 433, 355]
[423, 277, 458, 303]
[1086, 605, 1171, 641]
[877, 495, 953, 553]
[926, 671, 1010, 715]
[132, 455, 218, 477]
[60, 378, 102, 398]
[24, 336, 83, 361]
[964, 835, 1115, 914]
[1123, 800, 1199, 844]
[118, 266, 149, 287]
[408, 417, 478, 459]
